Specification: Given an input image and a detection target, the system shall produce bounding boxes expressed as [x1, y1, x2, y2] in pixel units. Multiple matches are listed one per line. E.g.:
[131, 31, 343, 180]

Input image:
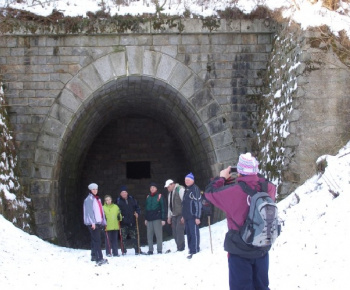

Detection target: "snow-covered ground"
[1, 141, 350, 289]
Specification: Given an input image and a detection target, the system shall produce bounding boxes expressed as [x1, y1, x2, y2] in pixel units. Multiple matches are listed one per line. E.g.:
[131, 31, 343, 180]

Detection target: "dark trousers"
[120, 225, 138, 253]
[185, 218, 200, 254]
[171, 215, 185, 251]
[228, 253, 269, 290]
[105, 230, 119, 256]
[88, 225, 103, 262]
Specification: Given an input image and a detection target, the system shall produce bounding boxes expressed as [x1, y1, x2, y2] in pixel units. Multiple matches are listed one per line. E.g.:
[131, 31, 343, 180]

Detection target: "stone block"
[109, 51, 127, 77]
[35, 224, 54, 240]
[216, 145, 236, 163]
[58, 89, 82, 113]
[49, 103, 74, 125]
[31, 196, 50, 210]
[93, 55, 114, 83]
[37, 134, 60, 151]
[33, 165, 53, 179]
[34, 210, 52, 225]
[211, 130, 233, 149]
[77, 63, 103, 91]
[199, 103, 222, 122]
[43, 117, 66, 138]
[206, 118, 226, 135]
[179, 74, 203, 99]
[153, 35, 169, 46]
[66, 76, 93, 101]
[126, 46, 144, 75]
[156, 54, 178, 81]
[168, 62, 191, 90]
[30, 179, 52, 196]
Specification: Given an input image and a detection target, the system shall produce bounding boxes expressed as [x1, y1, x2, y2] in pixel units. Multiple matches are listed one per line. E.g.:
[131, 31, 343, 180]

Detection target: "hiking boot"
[91, 256, 96, 262]
[157, 251, 162, 254]
[96, 259, 108, 266]
[187, 254, 193, 259]
[147, 251, 153, 255]
[106, 254, 112, 257]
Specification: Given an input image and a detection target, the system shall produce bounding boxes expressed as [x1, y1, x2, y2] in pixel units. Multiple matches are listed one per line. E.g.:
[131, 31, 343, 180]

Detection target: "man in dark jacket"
[181, 172, 202, 259]
[204, 153, 276, 290]
[144, 182, 166, 254]
[116, 185, 141, 255]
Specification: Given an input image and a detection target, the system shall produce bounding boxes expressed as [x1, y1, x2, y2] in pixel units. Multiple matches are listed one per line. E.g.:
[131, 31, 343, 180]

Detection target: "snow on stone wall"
[0, 83, 31, 231]
[258, 25, 302, 196]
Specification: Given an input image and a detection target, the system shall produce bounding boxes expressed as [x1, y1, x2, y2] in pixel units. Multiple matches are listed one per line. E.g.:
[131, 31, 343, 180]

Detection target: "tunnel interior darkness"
[57, 76, 215, 248]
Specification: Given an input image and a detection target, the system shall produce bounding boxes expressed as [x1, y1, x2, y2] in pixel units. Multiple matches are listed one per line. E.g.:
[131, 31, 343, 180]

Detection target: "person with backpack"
[181, 172, 202, 259]
[165, 179, 185, 252]
[116, 185, 141, 255]
[204, 153, 277, 290]
[145, 182, 166, 255]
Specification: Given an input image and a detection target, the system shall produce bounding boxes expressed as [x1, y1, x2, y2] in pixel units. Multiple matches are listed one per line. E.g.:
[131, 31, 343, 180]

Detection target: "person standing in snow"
[144, 182, 166, 254]
[165, 179, 185, 252]
[83, 183, 108, 266]
[103, 195, 122, 257]
[181, 172, 202, 259]
[204, 153, 276, 290]
[116, 185, 141, 255]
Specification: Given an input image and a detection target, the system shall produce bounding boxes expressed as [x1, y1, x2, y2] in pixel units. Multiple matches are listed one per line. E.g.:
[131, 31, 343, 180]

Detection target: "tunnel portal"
[58, 76, 215, 247]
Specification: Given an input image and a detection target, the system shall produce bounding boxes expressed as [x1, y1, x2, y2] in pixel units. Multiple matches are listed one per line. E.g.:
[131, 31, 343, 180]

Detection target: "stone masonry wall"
[0, 19, 276, 243]
[258, 24, 350, 197]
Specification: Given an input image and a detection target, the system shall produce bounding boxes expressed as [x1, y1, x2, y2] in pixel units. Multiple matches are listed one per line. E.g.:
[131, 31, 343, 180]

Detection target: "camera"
[230, 167, 237, 173]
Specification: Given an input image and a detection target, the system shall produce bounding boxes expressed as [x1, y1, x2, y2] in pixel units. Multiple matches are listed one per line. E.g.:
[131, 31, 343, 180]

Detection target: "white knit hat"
[88, 183, 98, 190]
[237, 153, 259, 175]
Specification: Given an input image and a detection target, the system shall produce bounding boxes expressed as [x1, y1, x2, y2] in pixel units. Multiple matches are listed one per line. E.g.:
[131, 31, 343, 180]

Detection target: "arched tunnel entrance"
[58, 76, 216, 248]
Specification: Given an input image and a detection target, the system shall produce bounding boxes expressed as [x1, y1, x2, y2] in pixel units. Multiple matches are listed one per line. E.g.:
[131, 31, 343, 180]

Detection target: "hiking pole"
[119, 221, 125, 255]
[208, 215, 213, 254]
[136, 215, 141, 254]
[105, 229, 112, 256]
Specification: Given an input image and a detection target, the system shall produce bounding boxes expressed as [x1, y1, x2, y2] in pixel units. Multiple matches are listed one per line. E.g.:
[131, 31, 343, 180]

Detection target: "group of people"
[83, 152, 276, 290]
[83, 172, 203, 265]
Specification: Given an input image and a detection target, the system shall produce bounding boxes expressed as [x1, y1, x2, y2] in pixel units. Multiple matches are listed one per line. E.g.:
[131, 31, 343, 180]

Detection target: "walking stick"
[105, 229, 112, 255]
[119, 221, 125, 254]
[136, 215, 141, 254]
[208, 215, 213, 254]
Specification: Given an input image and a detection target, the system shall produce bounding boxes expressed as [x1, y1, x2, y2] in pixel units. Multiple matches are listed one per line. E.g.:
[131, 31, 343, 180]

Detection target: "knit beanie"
[185, 172, 195, 180]
[237, 153, 259, 176]
[149, 182, 157, 188]
[88, 183, 98, 190]
[120, 185, 127, 192]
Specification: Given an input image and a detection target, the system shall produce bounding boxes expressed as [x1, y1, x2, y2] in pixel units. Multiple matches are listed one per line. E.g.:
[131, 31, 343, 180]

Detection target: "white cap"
[164, 179, 174, 188]
[88, 183, 98, 190]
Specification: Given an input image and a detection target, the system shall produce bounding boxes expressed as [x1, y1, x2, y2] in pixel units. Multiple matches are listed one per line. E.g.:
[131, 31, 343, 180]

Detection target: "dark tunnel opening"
[77, 116, 191, 248]
[57, 76, 215, 248]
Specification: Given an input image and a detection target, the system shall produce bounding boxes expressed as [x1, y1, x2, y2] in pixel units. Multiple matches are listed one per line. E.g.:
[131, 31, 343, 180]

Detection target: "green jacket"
[103, 203, 122, 231]
[145, 193, 166, 221]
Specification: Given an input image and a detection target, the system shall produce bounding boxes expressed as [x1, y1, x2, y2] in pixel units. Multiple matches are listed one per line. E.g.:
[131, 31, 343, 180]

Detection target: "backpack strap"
[238, 181, 257, 197]
[238, 180, 269, 196]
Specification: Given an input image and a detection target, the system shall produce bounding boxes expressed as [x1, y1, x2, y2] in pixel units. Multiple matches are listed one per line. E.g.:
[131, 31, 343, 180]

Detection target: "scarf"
[94, 194, 104, 220]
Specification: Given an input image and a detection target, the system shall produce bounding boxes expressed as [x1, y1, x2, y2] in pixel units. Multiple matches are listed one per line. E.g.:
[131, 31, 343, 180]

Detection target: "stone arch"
[32, 49, 234, 245]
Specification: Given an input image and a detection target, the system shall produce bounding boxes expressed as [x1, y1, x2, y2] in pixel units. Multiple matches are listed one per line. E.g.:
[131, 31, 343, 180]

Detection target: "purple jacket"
[204, 174, 276, 231]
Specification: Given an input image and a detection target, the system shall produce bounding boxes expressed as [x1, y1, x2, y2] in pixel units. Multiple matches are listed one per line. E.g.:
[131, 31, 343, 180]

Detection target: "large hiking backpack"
[238, 181, 280, 247]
